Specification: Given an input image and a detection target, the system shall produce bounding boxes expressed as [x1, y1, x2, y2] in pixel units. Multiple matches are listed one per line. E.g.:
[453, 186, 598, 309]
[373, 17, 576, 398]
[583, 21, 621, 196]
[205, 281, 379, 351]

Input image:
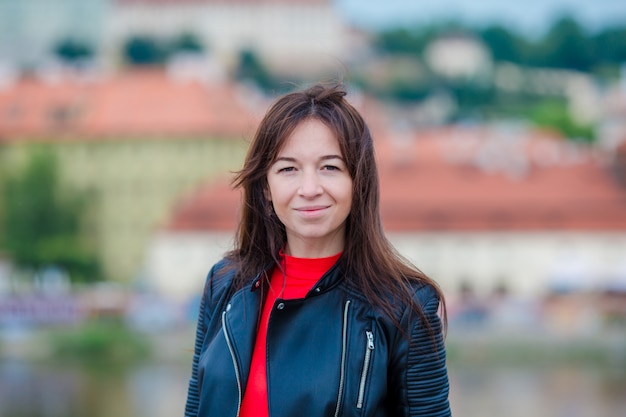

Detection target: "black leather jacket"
[185, 259, 451, 417]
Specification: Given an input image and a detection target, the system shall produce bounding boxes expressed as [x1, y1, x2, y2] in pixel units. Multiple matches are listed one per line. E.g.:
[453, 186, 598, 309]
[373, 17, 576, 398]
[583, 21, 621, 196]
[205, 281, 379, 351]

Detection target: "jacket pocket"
[356, 330, 375, 409]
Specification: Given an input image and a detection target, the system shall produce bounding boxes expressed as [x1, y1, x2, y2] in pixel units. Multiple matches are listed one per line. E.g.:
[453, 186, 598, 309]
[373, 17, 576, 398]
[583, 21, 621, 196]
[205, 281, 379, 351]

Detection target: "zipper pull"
[366, 330, 374, 350]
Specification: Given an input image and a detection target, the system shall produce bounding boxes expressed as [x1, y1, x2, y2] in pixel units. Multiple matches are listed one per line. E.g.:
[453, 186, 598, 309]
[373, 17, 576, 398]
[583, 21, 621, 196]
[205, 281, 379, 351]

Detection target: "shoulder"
[410, 281, 441, 309]
[202, 258, 237, 314]
[402, 280, 444, 324]
[340, 270, 442, 321]
[391, 280, 444, 331]
[206, 258, 235, 291]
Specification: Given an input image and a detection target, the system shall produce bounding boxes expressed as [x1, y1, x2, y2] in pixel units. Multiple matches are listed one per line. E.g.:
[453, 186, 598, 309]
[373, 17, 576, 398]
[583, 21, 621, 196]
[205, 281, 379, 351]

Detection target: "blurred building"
[0, 68, 259, 282]
[377, 124, 626, 297]
[597, 78, 626, 154]
[424, 33, 492, 82]
[106, 0, 348, 74]
[0, 0, 350, 75]
[146, 121, 626, 299]
[0, 0, 109, 69]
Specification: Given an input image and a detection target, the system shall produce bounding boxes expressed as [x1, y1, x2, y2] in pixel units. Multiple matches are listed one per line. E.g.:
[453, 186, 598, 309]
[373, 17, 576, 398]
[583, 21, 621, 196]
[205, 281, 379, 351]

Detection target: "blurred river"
[1, 359, 625, 417]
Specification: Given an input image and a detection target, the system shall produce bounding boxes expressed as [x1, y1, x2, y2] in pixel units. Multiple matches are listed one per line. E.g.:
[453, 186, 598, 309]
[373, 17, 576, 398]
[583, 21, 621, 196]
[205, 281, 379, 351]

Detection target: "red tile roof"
[377, 127, 626, 231]
[169, 180, 242, 231]
[167, 126, 626, 232]
[0, 69, 260, 139]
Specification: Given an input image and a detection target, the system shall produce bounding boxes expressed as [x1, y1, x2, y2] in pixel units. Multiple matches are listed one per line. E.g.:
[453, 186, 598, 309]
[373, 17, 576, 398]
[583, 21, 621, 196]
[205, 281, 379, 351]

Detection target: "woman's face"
[266, 118, 353, 258]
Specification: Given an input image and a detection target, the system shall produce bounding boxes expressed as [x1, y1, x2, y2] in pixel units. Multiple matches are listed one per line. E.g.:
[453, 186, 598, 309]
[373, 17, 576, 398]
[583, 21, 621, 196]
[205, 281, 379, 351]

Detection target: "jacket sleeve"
[184, 261, 225, 417]
[184, 276, 209, 417]
[392, 285, 451, 417]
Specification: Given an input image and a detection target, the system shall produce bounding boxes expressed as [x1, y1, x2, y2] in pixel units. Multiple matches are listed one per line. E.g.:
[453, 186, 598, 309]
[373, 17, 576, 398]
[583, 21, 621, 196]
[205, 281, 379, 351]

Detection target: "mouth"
[295, 205, 330, 216]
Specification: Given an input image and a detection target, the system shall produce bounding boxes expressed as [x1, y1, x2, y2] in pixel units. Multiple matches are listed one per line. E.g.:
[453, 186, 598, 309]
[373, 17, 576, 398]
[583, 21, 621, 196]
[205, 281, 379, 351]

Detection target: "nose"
[298, 170, 322, 198]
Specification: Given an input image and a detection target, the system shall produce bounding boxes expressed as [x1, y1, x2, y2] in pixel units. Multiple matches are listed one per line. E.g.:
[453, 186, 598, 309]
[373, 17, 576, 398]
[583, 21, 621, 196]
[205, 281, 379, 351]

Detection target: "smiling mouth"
[296, 206, 330, 215]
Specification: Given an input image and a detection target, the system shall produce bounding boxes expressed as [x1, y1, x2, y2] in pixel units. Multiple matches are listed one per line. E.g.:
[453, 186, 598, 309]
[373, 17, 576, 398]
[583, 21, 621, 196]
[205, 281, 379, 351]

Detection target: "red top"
[239, 252, 342, 417]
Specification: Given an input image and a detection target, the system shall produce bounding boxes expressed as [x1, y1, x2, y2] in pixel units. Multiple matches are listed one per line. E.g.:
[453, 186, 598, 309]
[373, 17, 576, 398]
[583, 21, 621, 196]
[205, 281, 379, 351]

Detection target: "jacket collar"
[249, 257, 345, 296]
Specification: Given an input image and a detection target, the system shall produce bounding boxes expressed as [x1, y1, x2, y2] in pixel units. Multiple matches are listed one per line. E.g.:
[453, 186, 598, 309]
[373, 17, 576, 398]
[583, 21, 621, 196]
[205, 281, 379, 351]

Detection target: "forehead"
[276, 118, 342, 155]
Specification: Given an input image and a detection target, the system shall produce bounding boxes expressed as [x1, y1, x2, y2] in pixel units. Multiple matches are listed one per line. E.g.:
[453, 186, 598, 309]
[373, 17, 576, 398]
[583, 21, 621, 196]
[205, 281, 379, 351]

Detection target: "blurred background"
[1, 0, 625, 416]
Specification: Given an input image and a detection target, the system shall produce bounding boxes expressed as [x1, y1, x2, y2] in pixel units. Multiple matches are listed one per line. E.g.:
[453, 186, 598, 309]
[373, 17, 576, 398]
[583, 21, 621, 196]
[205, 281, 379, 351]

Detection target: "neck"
[284, 236, 345, 259]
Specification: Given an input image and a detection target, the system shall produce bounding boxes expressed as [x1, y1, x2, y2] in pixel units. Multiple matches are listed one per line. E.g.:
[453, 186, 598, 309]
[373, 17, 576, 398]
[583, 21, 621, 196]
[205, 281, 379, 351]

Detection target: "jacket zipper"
[222, 310, 242, 417]
[356, 330, 375, 409]
[334, 299, 351, 417]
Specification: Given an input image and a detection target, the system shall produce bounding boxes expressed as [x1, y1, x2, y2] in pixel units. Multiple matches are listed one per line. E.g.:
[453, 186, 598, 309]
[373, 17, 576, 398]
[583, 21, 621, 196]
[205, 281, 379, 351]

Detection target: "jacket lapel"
[221, 286, 263, 390]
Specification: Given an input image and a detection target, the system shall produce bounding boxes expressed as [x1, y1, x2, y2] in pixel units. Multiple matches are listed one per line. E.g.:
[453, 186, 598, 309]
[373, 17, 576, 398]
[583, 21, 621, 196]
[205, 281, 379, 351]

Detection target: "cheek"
[344, 179, 354, 202]
[335, 180, 353, 210]
[267, 184, 288, 209]
[265, 176, 281, 202]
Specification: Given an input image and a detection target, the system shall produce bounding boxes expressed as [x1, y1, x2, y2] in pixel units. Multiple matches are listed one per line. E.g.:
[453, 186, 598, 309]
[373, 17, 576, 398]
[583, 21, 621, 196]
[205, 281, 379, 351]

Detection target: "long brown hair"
[227, 83, 446, 328]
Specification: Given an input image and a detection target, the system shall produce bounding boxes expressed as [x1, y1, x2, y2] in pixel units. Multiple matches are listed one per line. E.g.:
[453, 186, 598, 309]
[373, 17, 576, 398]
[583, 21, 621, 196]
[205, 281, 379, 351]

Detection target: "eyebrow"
[274, 154, 345, 163]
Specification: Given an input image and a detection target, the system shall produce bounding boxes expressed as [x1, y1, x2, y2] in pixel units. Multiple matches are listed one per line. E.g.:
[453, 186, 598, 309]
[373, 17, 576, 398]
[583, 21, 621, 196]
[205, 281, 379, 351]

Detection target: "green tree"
[528, 100, 595, 142]
[54, 38, 95, 64]
[170, 32, 205, 54]
[479, 25, 526, 63]
[374, 23, 464, 56]
[235, 49, 276, 91]
[123, 35, 167, 66]
[533, 17, 594, 71]
[375, 28, 424, 54]
[592, 26, 626, 66]
[1, 150, 100, 283]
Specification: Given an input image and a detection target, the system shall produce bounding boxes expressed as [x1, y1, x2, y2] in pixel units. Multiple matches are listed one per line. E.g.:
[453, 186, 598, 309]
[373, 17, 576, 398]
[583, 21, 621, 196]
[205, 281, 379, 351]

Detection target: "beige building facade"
[1, 135, 248, 282]
[0, 70, 257, 282]
[106, 0, 348, 74]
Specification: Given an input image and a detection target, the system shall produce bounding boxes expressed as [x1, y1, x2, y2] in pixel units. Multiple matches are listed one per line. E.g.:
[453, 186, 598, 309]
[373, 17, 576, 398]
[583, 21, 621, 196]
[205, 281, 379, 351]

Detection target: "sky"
[335, 0, 626, 35]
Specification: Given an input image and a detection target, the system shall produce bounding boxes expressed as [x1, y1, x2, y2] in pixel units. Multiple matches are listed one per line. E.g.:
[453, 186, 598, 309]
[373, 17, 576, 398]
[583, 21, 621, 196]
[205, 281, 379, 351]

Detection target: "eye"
[322, 165, 341, 171]
[278, 166, 296, 173]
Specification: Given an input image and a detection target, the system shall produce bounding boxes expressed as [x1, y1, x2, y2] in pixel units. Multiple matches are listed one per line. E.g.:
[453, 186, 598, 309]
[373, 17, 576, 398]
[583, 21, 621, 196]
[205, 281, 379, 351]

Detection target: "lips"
[295, 205, 330, 217]
[297, 205, 329, 211]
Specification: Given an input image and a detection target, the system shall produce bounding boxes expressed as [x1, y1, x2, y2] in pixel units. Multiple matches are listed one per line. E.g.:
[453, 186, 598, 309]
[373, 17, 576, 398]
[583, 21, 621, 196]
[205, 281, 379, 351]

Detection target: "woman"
[185, 84, 451, 417]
